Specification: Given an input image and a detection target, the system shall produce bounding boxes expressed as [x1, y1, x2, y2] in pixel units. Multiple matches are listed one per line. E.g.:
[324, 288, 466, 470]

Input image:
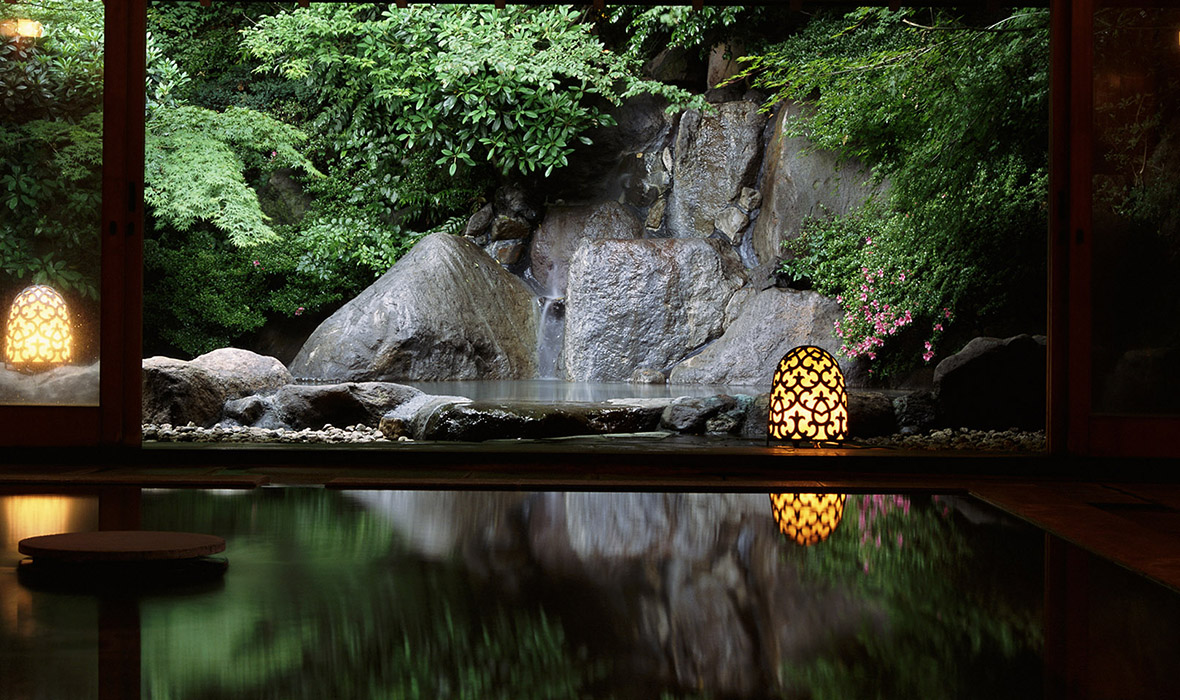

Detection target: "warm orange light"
[1, 495, 96, 551]
[0, 18, 44, 39]
[769, 493, 847, 546]
[767, 345, 848, 443]
[5, 285, 73, 372]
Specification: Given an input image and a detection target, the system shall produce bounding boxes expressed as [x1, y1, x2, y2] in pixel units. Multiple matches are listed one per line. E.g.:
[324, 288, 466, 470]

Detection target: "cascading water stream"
[536, 296, 565, 380]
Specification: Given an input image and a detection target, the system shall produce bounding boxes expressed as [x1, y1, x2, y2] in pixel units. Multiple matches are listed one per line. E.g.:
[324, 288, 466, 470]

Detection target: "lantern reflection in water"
[767, 345, 848, 445]
[1, 495, 97, 553]
[5, 285, 73, 373]
[769, 493, 847, 546]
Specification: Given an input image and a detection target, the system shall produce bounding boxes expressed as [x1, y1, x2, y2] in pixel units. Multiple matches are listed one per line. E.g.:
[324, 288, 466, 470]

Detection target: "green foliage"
[144, 104, 317, 247]
[1, 1, 104, 301]
[242, 5, 704, 179]
[747, 8, 1049, 374]
[603, 5, 752, 63]
[143, 221, 352, 357]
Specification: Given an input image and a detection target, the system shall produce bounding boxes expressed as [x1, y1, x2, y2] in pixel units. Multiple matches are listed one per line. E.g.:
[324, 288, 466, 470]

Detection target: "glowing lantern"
[5, 285, 72, 373]
[767, 345, 848, 444]
[770, 493, 847, 546]
[0, 18, 44, 39]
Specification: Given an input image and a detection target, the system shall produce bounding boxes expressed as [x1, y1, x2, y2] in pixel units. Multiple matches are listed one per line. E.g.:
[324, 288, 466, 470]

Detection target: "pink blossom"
[295, 306, 304, 316]
[898, 272, 906, 282]
[923, 351, 935, 362]
[253, 260, 260, 267]
[933, 323, 943, 332]
[897, 534, 904, 546]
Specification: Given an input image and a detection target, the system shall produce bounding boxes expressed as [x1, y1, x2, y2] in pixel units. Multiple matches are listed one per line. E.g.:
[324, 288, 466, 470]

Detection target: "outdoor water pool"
[0, 487, 1174, 699]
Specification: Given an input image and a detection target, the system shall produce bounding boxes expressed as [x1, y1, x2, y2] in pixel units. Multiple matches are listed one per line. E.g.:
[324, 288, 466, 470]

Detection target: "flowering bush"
[782, 208, 951, 377]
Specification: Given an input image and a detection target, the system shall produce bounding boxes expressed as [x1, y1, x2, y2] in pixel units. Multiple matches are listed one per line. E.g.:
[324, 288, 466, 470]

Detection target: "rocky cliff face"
[290, 93, 882, 386]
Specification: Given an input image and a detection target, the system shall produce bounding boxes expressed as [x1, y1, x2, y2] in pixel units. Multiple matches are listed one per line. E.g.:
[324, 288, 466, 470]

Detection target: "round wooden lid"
[18, 531, 225, 562]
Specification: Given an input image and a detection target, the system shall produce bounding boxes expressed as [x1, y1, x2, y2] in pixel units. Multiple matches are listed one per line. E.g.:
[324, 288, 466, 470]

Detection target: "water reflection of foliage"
[781, 495, 1042, 700]
[140, 490, 604, 700]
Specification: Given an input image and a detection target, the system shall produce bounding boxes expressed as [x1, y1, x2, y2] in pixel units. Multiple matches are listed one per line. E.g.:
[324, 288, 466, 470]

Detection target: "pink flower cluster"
[856, 494, 912, 574]
[834, 266, 914, 361]
[922, 308, 954, 363]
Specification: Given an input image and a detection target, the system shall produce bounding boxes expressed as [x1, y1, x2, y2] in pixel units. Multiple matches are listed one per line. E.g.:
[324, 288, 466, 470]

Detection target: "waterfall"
[536, 296, 565, 379]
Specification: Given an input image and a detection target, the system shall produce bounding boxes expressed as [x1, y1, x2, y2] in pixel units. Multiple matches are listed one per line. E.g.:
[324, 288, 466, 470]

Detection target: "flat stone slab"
[19, 531, 225, 562]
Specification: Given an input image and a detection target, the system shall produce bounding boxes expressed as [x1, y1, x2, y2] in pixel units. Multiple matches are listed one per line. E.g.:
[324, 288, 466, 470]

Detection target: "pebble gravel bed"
[142, 423, 397, 444]
[859, 427, 1045, 452]
[143, 423, 1046, 451]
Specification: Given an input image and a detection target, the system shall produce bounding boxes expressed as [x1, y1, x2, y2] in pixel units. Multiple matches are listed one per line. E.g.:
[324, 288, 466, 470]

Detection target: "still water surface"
[0, 489, 1044, 699]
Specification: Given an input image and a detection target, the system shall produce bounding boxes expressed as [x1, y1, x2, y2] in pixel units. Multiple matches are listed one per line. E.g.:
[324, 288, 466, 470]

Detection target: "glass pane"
[1091, 5, 1180, 415]
[0, 1, 102, 406]
[141, 4, 1048, 449]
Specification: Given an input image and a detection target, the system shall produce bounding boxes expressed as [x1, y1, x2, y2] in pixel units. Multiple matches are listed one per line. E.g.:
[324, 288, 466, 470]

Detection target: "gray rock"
[561, 238, 746, 381]
[738, 186, 762, 212]
[630, 368, 667, 384]
[934, 334, 1046, 430]
[894, 390, 937, 432]
[420, 400, 664, 441]
[660, 395, 738, 433]
[707, 42, 745, 91]
[741, 393, 770, 439]
[667, 101, 767, 239]
[644, 196, 666, 230]
[487, 239, 526, 266]
[257, 168, 311, 226]
[490, 214, 531, 241]
[644, 47, 692, 83]
[714, 206, 749, 243]
[529, 202, 644, 295]
[494, 183, 541, 226]
[668, 288, 859, 386]
[546, 95, 676, 206]
[752, 102, 884, 265]
[269, 382, 422, 430]
[223, 394, 267, 425]
[464, 203, 494, 237]
[142, 349, 289, 427]
[847, 391, 897, 438]
[381, 393, 472, 440]
[191, 347, 291, 397]
[290, 232, 540, 381]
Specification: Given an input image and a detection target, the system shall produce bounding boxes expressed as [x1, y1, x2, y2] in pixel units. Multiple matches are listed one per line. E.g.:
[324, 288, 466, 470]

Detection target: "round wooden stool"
[17, 531, 228, 592]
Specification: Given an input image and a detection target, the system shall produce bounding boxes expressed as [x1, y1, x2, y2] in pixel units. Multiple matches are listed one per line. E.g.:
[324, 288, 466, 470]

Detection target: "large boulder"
[668, 287, 859, 386]
[528, 202, 644, 296]
[561, 238, 747, 381]
[934, 334, 1046, 430]
[143, 349, 291, 427]
[752, 101, 882, 265]
[666, 100, 767, 238]
[290, 233, 540, 382]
